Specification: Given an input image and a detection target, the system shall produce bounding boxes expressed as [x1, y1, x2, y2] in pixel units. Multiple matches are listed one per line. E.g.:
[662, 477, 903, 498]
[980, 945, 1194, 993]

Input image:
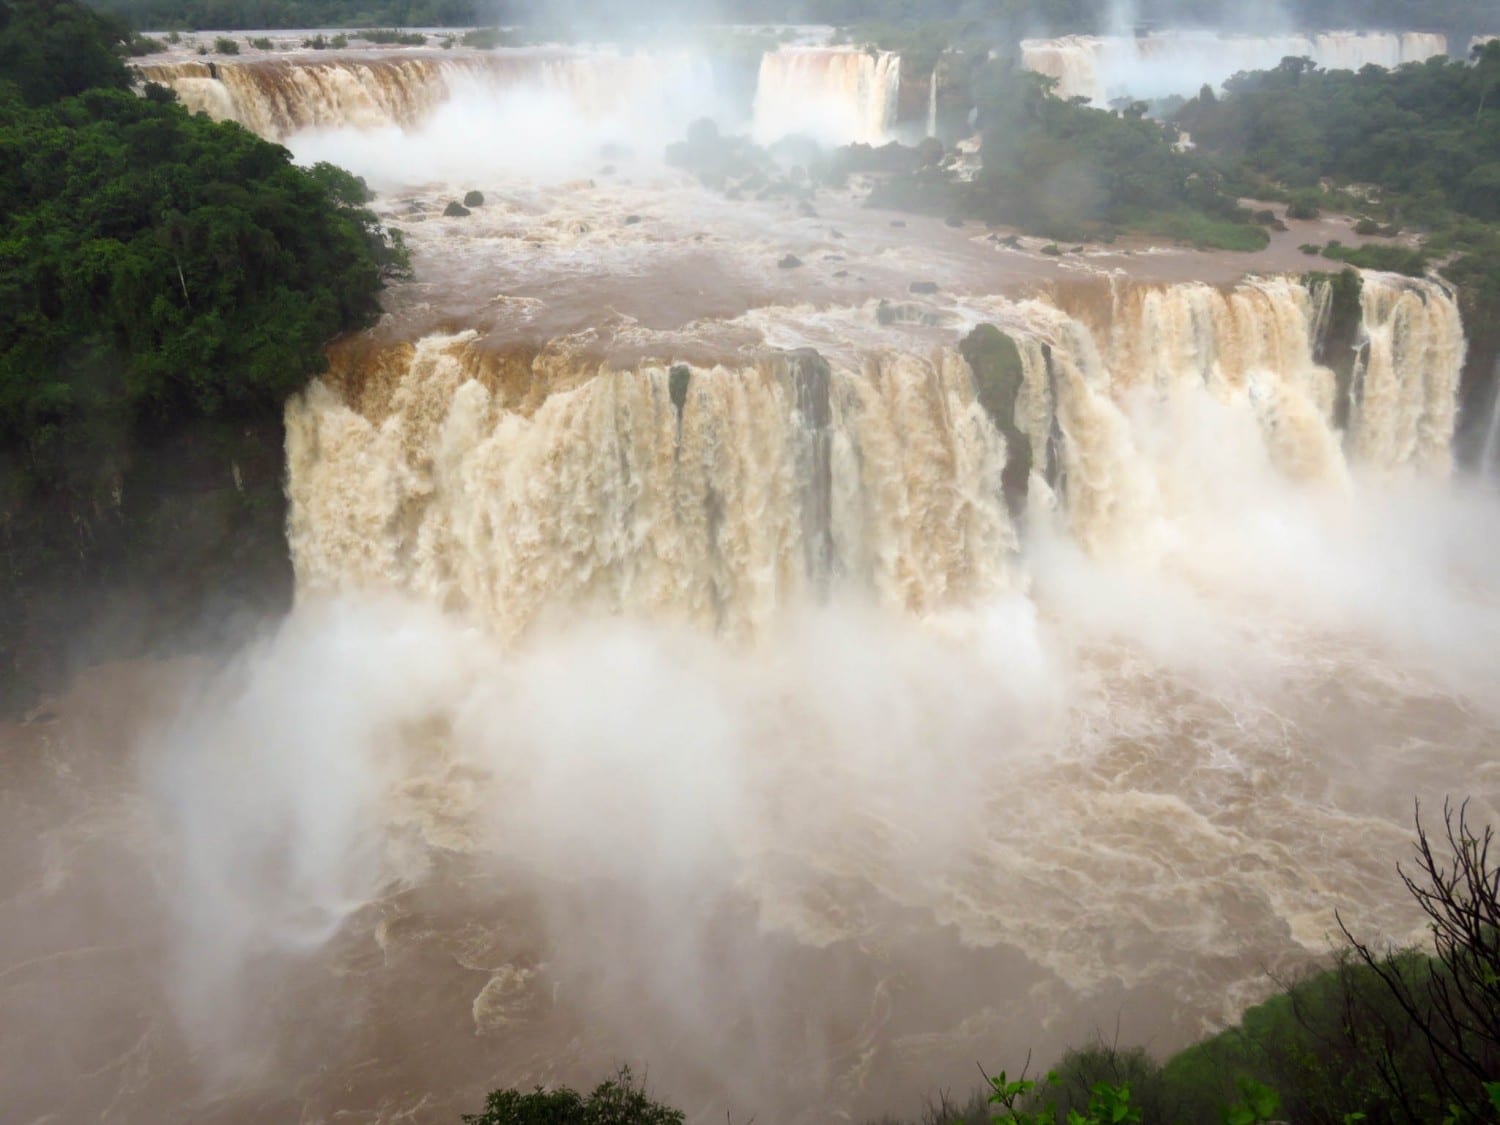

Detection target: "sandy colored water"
[3, 40, 1493, 1125]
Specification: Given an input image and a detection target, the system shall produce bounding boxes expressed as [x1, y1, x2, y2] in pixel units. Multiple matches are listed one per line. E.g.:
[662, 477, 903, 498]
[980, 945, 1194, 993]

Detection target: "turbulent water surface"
[3, 35, 1499, 1125]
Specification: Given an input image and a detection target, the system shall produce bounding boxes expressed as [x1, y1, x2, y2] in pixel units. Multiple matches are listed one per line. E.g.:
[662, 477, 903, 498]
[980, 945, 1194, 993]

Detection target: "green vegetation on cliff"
[0, 0, 404, 704]
[969, 66, 1263, 247]
[1178, 47, 1500, 227]
[866, 60, 1265, 250]
[1178, 43, 1500, 438]
[78, 0, 1500, 38]
[88, 0, 478, 31]
[0, 91, 402, 458]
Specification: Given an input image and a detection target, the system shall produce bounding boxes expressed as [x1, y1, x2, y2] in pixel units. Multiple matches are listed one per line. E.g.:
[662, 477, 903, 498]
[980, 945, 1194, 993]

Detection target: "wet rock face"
[444, 200, 471, 217]
[960, 323, 1034, 518]
[0, 419, 293, 714]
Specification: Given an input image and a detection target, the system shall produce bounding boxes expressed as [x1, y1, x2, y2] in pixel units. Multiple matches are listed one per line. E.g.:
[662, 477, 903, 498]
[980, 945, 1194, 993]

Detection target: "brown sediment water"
[2, 39, 1496, 1125]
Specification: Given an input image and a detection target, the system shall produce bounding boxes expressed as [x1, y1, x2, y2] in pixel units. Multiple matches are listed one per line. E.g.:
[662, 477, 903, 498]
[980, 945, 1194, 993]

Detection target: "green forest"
[855, 55, 1268, 251]
[1175, 42, 1500, 387]
[78, 0, 1500, 37]
[0, 0, 402, 704]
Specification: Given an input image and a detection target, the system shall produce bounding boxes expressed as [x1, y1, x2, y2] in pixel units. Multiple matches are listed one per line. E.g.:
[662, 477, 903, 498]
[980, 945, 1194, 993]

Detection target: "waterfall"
[138, 50, 716, 141]
[751, 47, 901, 146]
[140, 46, 906, 152]
[927, 68, 938, 138]
[1019, 37, 1107, 104]
[1020, 30, 1448, 106]
[1346, 274, 1466, 474]
[287, 340, 1013, 638]
[287, 274, 1466, 630]
[1401, 31, 1451, 61]
[1479, 357, 1500, 478]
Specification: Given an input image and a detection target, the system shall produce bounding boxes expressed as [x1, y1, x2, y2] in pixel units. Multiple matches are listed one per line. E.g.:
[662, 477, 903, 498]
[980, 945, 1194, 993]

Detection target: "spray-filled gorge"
[5, 19, 1500, 1125]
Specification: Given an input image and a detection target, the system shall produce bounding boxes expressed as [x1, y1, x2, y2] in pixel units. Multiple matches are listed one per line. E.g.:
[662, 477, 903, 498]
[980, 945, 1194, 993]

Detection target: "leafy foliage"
[988, 1066, 1142, 1125]
[0, 0, 132, 106]
[1179, 47, 1500, 223]
[461, 25, 515, 48]
[868, 60, 1263, 249]
[357, 25, 426, 43]
[78, 0, 1500, 38]
[1179, 42, 1500, 406]
[461, 1068, 684, 1125]
[1337, 800, 1500, 1124]
[0, 0, 404, 706]
[0, 88, 403, 467]
[1319, 241, 1428, 275]
[89, 0, 478, 30]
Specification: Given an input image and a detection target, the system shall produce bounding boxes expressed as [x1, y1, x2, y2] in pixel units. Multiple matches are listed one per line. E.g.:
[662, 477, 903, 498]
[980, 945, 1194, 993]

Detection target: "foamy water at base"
[4, 540, 1495, 1123]
[6, 39, 1494, 1124]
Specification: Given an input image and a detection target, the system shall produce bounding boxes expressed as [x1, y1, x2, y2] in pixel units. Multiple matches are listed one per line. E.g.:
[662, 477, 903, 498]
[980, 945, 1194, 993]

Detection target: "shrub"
[1163, 798, 1500, 1124]
[1354, 216, 1381, 235]
[1034, 1045, 1187, 1122]
[329, 33, 348, 48]
[461, 27, 514, 49]
[989, 1068, 1141, 1125]
[249, 36, 273, 50]
[1338, 799, 1500, 1123]
[121, 32, 163, 56]
[873, 796, 1500, 1125]
[461, 1068, 683, 1125]
[358, 28, 427, 45]
[213, 36, 238, 54]
[1132, 210, 1271, 250]
[1323, 242, 1429, 276]
[1286, 194, 1322, 219]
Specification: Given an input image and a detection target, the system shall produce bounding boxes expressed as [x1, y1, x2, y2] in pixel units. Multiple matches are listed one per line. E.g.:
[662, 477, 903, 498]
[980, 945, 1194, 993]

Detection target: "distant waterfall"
[927, 68, 938, 137]
[138, 50, 715, 141]
[751, 47, 901, 146]
[1020, 30, 1449, 105]
[1480, 358, 1500, 479]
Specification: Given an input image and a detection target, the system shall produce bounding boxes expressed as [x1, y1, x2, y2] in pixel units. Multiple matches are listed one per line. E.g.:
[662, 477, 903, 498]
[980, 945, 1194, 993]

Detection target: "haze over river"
[3, 34, 1498, 1125]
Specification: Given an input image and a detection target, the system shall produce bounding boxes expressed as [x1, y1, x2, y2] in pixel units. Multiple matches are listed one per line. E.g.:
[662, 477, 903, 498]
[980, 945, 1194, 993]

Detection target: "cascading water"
[1346, 274, 1466, 473]
[142, 46, 906, 150]
[286, 340, 1016, 637]
[286, 274, 1466, 625]
[1020, 30, 1449, 105]
[1478, 358, 1500, 478]
[17, 37, 1500, 1125]
[139, 50, 720, 141]
[751, 46, 901, 146]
